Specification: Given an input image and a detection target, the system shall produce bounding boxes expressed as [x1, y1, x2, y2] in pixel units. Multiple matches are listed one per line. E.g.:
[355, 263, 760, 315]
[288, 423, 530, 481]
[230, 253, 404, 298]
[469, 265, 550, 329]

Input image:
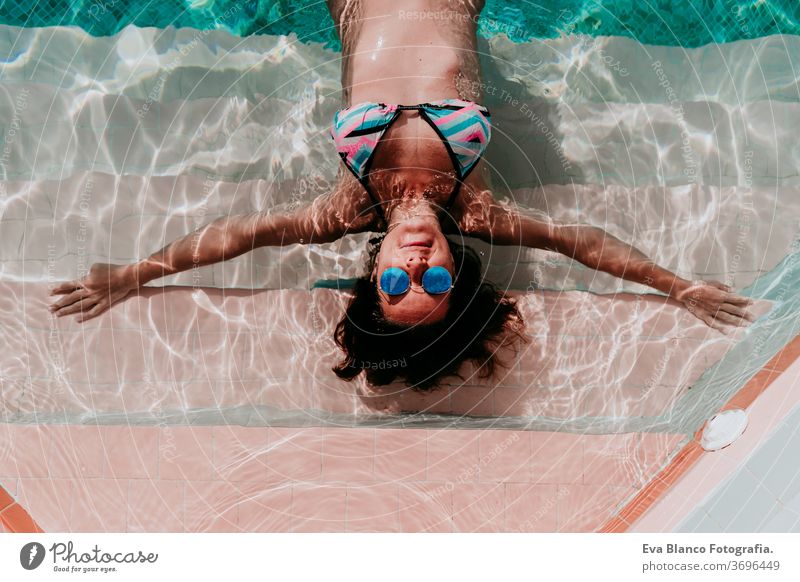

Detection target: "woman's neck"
[385, 198, 442, 231]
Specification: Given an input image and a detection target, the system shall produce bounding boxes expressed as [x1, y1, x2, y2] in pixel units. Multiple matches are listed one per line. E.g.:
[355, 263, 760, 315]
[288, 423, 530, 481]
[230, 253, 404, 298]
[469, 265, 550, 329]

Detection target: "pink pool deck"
[1, 424, 688, 532]
[0, 282, 791, 532]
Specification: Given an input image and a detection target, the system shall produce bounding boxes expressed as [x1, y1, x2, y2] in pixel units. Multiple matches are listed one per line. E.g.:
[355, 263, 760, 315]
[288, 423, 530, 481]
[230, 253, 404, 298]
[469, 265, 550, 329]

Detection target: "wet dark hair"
[333, 234, 526, 391]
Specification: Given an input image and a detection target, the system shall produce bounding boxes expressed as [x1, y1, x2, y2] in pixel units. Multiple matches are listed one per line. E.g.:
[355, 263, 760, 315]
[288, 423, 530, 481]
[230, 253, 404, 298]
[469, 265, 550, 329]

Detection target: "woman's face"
[373, 216, 455, 324]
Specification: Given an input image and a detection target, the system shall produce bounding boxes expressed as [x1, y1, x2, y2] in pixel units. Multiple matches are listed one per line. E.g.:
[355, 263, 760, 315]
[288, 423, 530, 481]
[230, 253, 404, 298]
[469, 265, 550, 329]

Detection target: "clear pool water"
[0, 1, 798, 434]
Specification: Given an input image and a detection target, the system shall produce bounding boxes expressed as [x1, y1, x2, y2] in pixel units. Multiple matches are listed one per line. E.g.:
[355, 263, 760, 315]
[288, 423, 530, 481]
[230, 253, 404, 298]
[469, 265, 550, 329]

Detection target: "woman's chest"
[368, 114, 457, 197]
[365, 114, 488, 204]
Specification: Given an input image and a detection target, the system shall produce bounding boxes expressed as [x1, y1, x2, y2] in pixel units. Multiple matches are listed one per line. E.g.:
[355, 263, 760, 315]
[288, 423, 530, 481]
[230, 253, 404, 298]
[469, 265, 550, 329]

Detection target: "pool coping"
[600, 334, 800, 532]
[0, 484, 42, 533]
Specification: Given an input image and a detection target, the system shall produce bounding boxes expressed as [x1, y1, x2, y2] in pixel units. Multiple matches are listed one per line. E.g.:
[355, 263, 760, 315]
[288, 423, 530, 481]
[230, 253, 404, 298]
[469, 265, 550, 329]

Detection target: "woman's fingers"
[724, 292, 754, 306]
[713, 309, 748, 327]
[50, 280, 83, 295]
[52, 298, 94, 317]
[683, 283, 757, 333]
[719, 302, 757, 322]
[692, 308, 729, 334]
[49, 288, 90, 312]
[77, 301, 107, 323]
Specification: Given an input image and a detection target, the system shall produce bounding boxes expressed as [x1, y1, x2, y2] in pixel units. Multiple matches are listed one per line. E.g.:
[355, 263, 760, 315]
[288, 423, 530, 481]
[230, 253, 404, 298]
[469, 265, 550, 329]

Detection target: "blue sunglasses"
[379, 266, 453, 296]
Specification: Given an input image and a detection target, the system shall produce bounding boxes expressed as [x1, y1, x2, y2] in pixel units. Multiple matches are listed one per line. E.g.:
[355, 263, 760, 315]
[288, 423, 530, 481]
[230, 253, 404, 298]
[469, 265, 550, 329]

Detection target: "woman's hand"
[674, 279, 756, 332]
[49, 262, 138, 323]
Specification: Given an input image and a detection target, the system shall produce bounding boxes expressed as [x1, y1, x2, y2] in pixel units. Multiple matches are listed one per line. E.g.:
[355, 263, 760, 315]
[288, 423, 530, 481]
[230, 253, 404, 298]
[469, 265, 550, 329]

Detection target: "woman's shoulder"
[324, 173, 381, 235]
[449, 183, 500, 239]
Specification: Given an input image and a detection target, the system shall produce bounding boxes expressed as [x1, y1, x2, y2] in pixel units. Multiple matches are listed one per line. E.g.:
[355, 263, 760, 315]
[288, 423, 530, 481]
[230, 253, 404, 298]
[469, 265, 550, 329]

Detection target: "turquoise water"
[0, 0, 798, 48]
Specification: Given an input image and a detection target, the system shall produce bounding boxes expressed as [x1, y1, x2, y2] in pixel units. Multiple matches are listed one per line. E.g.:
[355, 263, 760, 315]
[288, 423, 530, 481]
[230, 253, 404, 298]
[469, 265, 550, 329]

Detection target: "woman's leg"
[451, 0, 488, 103]
[325, 0, 365, 107]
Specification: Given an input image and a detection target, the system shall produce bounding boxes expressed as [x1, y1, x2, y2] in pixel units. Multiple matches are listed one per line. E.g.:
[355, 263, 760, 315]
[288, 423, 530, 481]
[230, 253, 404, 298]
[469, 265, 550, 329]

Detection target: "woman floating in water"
[48, 0, 754, 389]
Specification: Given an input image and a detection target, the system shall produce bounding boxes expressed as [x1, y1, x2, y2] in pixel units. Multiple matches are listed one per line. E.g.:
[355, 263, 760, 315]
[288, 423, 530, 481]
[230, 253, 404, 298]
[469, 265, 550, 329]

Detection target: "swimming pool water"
[0, 1, 798, 435]
[0, 0, 798, 48]
[1, 0, 799, 538]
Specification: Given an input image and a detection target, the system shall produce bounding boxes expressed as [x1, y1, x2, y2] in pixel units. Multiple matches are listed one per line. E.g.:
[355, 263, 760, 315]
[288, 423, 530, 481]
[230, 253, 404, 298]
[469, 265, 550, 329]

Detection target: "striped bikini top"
[330, 98, 492, 225]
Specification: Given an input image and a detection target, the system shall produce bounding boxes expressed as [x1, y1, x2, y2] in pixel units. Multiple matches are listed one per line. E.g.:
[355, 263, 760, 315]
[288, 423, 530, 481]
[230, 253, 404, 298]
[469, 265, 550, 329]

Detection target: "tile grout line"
[125, 478, 132, 533]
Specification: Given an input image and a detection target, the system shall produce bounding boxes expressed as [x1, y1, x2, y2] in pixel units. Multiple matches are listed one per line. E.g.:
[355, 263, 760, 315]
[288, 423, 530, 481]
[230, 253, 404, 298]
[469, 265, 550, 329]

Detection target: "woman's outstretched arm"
[543, 221, 755, 331]
[127, 203, 350, 287]
[464, 197, 756, 332]
[49, 181, 373, 321]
